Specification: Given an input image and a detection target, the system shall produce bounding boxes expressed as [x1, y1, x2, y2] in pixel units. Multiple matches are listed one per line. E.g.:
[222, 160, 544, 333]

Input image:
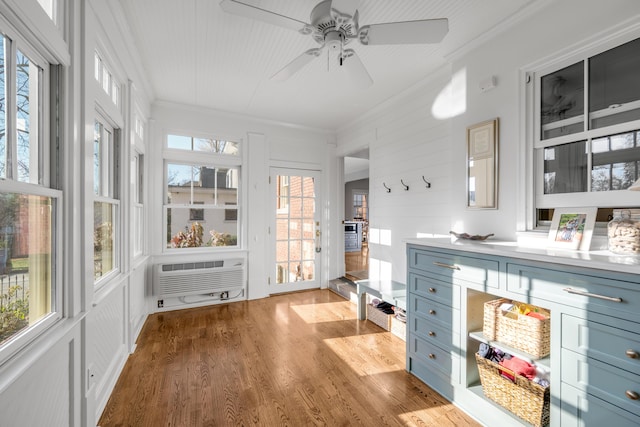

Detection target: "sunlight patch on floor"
[398, 409, 440, 426]
[290, 301, 356, 324]
[323, 335, 404, 376]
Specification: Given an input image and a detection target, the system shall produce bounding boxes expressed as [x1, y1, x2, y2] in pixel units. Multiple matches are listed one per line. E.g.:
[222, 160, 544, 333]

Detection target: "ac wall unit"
[154, 258, 245, 298]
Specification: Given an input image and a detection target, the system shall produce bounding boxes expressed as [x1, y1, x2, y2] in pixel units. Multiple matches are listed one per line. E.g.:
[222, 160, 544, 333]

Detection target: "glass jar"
[607, 210, 640, 254]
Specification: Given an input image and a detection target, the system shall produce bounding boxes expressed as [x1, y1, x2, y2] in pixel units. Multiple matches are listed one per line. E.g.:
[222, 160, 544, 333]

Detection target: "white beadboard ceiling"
[118, 0, 538, 130]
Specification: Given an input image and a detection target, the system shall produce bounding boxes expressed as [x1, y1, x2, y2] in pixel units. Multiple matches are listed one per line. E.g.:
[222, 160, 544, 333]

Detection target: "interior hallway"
[345, 243, 369, 281]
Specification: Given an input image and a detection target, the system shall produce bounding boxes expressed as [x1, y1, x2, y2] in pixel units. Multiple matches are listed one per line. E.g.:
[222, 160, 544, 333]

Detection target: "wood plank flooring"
[98, 289, 480, 427]
[345, 244, 368, 280]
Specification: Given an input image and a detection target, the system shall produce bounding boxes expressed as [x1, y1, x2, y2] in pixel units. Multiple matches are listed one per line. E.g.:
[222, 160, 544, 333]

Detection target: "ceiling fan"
[219, 0, 448, 86]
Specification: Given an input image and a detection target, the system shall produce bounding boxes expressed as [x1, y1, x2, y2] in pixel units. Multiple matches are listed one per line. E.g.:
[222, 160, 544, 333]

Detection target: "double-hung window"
[92, 45, 122, 283]
[93, 116, 119, 281]
[164, 134, 240, 249]
[0, 28, 60, 353]
[531, 35, 640, 226]
[131, 110, 145, 259]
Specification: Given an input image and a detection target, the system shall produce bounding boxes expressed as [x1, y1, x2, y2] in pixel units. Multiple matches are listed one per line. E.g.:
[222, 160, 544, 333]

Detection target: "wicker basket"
[475, 353, 550, 427]
[366, 304, 393, 330]
[390, 316, 406, 341]
[483, 298, 550, 358]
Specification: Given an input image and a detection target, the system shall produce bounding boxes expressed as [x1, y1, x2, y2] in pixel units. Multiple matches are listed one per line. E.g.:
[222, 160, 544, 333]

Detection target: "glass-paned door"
[270, 168, 321, 293]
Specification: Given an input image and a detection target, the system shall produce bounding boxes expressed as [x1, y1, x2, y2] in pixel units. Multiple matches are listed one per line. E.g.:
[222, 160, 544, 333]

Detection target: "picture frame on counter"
[547, 207, 597, 250]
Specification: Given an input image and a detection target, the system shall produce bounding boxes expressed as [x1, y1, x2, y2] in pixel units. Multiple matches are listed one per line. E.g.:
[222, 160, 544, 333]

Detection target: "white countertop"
[404, 237, 640, 275]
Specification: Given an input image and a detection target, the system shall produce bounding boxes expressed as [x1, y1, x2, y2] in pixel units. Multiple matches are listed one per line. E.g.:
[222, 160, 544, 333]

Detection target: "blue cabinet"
[406, 240, 640, 427]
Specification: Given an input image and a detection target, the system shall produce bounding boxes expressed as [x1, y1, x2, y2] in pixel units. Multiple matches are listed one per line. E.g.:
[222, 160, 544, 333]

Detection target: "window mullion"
[586, 138, 592, 192]
[6, 38, 16, 180]
[583, 60, 589, 133]
[214, 167, 218, 205]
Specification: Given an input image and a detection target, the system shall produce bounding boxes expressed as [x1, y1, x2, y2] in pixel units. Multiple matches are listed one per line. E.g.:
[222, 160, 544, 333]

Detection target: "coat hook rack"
[401, 179, 409, 191]
[383, 182, 391, 193]
[422, 176, 432, 188]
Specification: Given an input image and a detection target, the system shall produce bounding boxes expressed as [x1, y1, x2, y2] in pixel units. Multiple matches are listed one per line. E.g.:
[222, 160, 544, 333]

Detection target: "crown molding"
[444, 0, 555, 64]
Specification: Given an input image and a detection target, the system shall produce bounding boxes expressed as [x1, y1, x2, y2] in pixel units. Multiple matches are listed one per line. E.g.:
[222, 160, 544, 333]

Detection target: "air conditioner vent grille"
[161, 260, 224, 272]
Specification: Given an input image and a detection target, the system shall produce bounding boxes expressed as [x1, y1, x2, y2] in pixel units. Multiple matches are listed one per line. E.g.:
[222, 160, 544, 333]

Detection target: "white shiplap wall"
[337, 66, 454, 282]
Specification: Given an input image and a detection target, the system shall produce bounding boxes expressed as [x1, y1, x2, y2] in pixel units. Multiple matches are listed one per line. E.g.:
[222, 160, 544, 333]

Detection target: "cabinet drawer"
[408, 247, 499, 288]
[411, 313, 460, 351]
[408, 272, 459, 306]
[410, 294, 458, 330]
[561, 382, 640, 427]
[562, 314, 640, 374]
[408, 334, 458, 379]
[562, 349, 640, 417]
[408, 355, 456, 401]
[507, 263, 640, 322]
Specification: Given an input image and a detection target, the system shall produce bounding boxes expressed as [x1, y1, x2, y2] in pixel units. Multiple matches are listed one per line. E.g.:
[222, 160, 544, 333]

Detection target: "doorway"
[344, 150, 369, 281]
[270, 168, 322, 293]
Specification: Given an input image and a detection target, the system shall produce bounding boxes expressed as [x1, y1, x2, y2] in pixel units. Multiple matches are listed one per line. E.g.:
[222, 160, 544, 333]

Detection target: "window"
[93, 117, 119, 281]
[164, 134, 240, 249]
[225, 202, 238, 221]
[0, 29, 60, 353]
[352, 191, 368, 220]
[167, 134, 239, 155]
[131, 109, 145, 258]
[189, 201, 204, 221]
[36, 0, 56, 22]
[532, 35, 640, 225]
[277, 176, 289, 211]
[132, 152, 144, 257]
[94, 51, 120, 107]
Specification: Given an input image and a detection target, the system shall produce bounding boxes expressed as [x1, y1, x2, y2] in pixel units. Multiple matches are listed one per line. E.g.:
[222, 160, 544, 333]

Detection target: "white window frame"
[0, 17, 62, 363]
[525, 25, 640, 231]
[131, 105, 145, 259]
[93, 113, 121, 285]
[162, 132, 242, 252]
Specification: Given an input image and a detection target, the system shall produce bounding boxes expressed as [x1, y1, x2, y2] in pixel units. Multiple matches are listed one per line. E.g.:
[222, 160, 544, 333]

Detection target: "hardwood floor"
[345, 244, 368, 280]
[98, 289, 480, 427]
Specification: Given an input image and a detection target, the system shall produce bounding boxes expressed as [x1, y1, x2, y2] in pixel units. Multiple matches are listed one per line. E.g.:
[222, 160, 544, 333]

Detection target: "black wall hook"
[422, 176, 432, 188]
[401, 179, 409, 191]
[383, 182, 391, 193]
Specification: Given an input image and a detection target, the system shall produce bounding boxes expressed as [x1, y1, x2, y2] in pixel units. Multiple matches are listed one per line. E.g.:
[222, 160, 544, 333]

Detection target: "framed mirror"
[467, 118, 499, 209]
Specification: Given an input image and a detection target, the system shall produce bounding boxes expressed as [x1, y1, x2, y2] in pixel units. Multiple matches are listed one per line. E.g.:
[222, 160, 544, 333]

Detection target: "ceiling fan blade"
[220, 0, 309, 33]
[342, 49, 373, 88]
[271, 48, 322, 81]
[359, 18, 448, 45]
[330, 0, 359, 18]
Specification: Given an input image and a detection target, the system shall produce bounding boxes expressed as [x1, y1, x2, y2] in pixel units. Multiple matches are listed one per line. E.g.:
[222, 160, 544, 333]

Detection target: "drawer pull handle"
[626, 349, 639, 359]
[429, 310, 436, 315]
[626, 390, 639, 400]
[428, 331, 436, 337]
[433, 261, 460, 270]
[429, 287, 436, 293]
[428, 353, 436, 359]
[563, 288, 623, 303]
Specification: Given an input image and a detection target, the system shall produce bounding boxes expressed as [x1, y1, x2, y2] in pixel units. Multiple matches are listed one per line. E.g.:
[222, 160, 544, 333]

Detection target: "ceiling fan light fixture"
[325, 31, 344, 50]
